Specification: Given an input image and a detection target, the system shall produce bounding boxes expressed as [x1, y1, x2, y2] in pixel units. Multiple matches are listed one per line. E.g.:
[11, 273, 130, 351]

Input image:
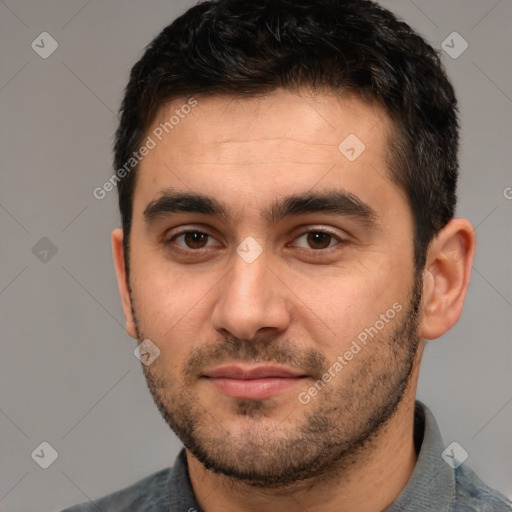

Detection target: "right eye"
[163, 230, 222, 251]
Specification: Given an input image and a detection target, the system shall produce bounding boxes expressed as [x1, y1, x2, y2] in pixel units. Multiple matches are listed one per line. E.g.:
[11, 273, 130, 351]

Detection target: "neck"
[186, 392, 419, 512]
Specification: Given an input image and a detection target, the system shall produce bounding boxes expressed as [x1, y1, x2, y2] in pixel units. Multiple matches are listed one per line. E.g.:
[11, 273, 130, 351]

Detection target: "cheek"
[131, 239, 197, 299]
[130, 274, 211, 376]
[289, 263, 409, 354]
[129, 250, 221, 345]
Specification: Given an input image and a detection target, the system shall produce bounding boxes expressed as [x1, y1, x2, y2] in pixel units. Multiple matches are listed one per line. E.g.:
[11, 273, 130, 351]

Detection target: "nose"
[211, 249, 291, 341]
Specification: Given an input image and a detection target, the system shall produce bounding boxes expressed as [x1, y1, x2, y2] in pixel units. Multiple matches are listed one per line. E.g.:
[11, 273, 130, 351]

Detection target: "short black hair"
[114, 0, 459, 273]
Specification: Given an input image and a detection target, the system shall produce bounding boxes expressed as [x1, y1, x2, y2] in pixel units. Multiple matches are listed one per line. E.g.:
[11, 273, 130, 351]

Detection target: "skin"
[112, 90, 476, 512]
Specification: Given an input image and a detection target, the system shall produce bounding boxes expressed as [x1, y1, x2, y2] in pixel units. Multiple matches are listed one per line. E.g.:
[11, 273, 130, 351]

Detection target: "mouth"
[202, 364, 309, 400]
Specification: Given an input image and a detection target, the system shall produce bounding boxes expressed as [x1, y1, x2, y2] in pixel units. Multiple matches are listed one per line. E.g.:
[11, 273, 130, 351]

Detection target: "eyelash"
[163, 228, 344, 252]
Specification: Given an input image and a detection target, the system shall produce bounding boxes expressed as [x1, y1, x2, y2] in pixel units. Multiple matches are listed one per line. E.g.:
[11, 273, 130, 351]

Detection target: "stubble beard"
[131, 275, 423, 488]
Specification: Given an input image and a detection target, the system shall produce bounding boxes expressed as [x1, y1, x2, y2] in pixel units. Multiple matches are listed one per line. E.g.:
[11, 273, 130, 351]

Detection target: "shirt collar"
[166, 449, 204, 512]
[384, 400, 455, 511]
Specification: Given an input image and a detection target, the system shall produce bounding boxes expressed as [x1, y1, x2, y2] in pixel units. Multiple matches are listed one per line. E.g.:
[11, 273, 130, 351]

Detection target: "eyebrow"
[143, 188, 378, 226]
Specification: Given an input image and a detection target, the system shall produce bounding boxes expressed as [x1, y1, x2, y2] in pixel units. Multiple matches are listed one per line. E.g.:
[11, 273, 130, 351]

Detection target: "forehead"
[133, 90, 403, 219]
[150, 90, 389, 155]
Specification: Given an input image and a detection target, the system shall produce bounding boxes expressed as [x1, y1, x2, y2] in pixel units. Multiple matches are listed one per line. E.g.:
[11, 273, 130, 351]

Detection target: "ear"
[112, 228, 138, 339]
[419, 219, 476, 340]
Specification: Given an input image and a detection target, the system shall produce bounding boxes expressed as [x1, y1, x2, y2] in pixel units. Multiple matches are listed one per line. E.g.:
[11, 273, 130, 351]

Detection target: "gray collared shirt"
[62, 402, 512, 511]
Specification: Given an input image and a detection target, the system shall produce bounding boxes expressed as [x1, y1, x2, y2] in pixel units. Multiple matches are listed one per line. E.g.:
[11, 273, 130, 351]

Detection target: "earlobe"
[111, 228, 138, 339]
[419, 219, 476, 340]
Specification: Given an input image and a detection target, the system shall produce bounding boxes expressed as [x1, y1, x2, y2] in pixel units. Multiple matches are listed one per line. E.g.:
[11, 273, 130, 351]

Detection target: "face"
[124, 90, 422, 486]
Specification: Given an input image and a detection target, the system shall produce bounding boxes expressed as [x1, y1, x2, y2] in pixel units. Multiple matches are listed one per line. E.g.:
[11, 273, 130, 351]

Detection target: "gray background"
[0, 1, 511, 511]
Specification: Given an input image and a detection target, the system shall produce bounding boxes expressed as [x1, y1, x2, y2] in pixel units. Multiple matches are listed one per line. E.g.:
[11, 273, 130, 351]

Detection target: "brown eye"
[167, 231, 215, 250]
[182, 232, 209, 249]
[306, 232, 333, 249]
[291, 230, 341, 250]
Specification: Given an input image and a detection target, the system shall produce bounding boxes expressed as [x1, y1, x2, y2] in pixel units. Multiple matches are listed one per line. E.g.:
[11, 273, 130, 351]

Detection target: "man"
[64, 0, 512, 510]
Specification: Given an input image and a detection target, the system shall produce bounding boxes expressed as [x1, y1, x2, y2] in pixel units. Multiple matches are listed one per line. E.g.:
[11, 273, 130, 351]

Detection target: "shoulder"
[454, 463, 512, 512]
[60, 467, 172, 512]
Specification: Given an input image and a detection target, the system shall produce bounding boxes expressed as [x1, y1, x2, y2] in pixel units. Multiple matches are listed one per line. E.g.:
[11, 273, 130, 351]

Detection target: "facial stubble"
[130, 274, 423, 488]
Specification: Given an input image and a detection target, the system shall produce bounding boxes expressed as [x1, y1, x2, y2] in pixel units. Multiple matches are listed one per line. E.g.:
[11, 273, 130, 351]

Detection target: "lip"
[203, 364, 307, 379]
[202, 365, 309, 400]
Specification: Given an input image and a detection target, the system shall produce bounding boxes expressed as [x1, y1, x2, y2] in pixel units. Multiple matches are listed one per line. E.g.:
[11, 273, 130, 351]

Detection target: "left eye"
[292, 231, 341, 250]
